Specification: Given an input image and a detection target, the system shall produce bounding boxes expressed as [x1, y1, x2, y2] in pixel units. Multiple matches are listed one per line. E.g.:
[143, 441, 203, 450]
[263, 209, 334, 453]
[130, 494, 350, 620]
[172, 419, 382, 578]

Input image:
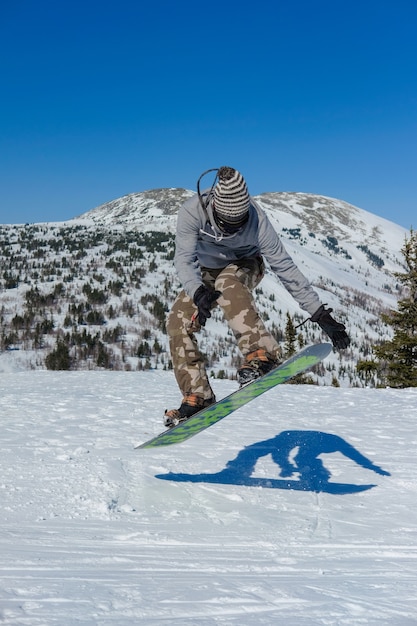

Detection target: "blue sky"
[0, 0, 416, 228]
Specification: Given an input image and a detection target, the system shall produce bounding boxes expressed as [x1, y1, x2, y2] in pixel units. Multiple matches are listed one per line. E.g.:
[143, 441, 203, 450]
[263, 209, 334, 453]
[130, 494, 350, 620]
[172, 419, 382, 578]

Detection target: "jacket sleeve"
[173, 196, 204, 299]
[257, 211, 322, 316]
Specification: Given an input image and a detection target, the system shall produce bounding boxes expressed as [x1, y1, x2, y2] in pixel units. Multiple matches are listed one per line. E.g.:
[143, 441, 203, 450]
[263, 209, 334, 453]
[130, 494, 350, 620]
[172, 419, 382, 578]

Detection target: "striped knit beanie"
[213, 166, 250, 225]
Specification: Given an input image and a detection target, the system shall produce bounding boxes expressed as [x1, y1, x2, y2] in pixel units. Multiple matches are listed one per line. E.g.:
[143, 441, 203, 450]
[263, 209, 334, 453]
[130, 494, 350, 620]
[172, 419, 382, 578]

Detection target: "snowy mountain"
[0, 189, 409, 385]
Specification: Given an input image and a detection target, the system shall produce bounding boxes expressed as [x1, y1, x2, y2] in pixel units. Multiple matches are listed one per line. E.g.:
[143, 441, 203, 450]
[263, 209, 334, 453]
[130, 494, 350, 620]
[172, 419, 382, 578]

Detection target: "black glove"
[311, 305, 350, 349]
[193, 285, 221, 326]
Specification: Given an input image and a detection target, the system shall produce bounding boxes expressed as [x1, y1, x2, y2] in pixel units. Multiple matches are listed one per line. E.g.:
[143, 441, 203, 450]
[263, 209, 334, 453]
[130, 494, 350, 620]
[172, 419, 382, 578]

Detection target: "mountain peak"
[75, 188, 194, 229]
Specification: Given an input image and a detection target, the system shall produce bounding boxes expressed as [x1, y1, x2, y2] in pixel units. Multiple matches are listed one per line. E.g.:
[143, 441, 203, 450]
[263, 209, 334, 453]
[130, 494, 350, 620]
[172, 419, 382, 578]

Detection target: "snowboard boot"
[237, 348, 280, 386]
[164, 393, 216, 428]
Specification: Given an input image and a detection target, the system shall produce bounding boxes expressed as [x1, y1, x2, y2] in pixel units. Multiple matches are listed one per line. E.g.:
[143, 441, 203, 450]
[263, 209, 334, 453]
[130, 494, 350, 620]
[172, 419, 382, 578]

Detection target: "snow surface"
[1, 370, 417, 625]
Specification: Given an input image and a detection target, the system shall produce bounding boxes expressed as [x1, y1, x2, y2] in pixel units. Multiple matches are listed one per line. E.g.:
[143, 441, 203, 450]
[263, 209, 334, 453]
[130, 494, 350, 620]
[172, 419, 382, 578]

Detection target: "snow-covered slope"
[77, 188, 407, 313]
[1, 371, 416, 624]
[0, 190, 409, 385]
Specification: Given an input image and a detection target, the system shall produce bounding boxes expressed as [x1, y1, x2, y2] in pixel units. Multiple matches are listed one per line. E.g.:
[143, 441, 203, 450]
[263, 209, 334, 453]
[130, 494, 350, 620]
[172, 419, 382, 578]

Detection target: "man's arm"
[256, 209, 322, 315]
[174, 196, 204, 298]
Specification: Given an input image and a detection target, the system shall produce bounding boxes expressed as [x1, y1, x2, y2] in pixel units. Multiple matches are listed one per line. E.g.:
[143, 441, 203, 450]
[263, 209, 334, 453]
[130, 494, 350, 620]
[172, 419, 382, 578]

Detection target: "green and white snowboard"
[136, 342, 332, 449]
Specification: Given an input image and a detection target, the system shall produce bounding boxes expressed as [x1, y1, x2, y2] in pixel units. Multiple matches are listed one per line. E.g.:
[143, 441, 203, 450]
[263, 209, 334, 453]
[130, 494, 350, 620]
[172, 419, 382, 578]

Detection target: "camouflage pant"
[167, 256, 281, 401]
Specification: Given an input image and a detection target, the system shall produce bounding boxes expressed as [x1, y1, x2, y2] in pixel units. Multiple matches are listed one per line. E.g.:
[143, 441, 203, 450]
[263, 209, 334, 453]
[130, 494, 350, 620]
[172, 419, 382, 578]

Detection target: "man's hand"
[311, 305, 350, 349]
[193, 285, 221, 326]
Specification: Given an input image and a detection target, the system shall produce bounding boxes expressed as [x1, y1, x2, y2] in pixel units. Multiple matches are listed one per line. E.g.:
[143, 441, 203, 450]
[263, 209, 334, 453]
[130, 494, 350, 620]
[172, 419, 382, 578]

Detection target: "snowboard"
[135, 342, 332, 449]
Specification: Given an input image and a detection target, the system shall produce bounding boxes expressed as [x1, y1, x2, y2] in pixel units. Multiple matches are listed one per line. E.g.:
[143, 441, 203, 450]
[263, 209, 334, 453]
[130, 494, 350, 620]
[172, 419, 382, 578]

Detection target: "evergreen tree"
[284, 312, 312, 384]
[45, 340, 71, 370]
[374, 229, 417, 387]
[356, 359, 379, 387]
[284, 312, 296, 358]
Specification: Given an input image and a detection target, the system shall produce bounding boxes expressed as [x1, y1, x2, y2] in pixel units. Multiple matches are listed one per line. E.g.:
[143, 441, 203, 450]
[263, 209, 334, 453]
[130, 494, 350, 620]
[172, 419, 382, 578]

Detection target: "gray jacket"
[174, 190, 322, 316]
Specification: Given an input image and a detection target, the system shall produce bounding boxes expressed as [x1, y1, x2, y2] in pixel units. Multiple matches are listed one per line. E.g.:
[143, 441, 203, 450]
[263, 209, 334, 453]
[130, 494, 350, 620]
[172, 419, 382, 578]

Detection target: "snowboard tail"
[136, 342, 332, 449]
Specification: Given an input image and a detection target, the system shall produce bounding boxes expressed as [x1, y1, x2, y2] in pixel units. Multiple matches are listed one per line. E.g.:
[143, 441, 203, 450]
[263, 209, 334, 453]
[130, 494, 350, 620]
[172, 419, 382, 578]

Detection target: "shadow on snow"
[156, 430, 391, 495]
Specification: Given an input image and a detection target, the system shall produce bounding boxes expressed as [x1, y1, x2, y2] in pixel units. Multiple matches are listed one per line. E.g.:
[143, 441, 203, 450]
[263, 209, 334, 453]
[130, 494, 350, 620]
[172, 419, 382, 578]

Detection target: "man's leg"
[166, 289, 215, 402]
[214, 258, 281, 360]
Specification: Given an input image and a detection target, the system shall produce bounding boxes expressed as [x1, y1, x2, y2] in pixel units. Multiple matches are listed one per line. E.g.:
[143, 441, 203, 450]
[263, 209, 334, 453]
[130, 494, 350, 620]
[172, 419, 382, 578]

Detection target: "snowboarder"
[165, 166, 350, 426]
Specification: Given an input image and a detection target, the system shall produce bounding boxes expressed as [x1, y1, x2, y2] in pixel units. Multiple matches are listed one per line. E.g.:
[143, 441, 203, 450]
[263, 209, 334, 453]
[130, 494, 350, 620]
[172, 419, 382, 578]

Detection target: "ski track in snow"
[1, 370, 417, 625]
